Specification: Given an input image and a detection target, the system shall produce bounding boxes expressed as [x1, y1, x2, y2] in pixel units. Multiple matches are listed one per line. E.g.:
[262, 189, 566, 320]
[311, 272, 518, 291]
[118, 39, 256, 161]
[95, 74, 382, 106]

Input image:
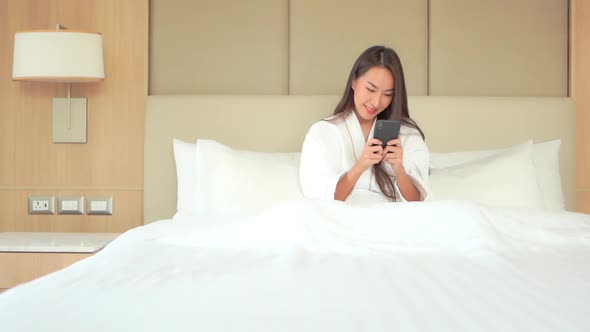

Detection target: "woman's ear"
[351, 78, 357, 91]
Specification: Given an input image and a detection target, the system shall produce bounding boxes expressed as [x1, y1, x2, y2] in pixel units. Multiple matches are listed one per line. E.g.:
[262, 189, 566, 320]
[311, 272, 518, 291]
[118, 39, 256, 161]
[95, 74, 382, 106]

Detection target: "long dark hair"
[332, 45, 425, 201]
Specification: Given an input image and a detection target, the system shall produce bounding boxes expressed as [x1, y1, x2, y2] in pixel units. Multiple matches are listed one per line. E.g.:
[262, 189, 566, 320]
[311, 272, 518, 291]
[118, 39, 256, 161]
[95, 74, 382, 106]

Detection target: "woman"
[300, 45, 430, 203]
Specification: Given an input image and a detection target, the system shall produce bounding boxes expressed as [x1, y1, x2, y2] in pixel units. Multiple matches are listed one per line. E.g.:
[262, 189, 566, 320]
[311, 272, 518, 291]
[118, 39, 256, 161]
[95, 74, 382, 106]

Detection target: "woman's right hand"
[354, 138, 384, 172]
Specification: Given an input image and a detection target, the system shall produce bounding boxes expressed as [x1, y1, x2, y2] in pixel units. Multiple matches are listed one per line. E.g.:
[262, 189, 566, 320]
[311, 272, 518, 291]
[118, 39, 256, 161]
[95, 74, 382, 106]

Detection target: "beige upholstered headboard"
[144, 95, 575, 223]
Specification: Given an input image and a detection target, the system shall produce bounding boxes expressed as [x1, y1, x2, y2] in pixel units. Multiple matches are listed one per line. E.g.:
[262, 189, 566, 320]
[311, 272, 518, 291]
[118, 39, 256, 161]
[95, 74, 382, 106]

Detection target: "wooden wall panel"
[0, 191, 17, 231]
[150, 0, 289, 95]
[0, 1, 16, 187]
[574, 0, 590, 197]
[577, 192, 590, 214]
[430, 0, 568, 96]
[0, 190, 142, 233]
[0, 187, 143, 233]
[289, 0, 428, 96]
[576, 191, 590, 213]
[0, 0, 148, 232]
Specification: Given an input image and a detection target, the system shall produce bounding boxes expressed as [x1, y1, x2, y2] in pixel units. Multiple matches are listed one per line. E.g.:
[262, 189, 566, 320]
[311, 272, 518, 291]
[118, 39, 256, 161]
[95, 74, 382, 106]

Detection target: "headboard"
[144, 95, 575, 223]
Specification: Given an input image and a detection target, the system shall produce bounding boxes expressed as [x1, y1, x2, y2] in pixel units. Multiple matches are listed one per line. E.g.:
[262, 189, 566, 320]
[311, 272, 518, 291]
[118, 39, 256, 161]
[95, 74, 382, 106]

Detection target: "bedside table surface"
[0, 232, 120, 253]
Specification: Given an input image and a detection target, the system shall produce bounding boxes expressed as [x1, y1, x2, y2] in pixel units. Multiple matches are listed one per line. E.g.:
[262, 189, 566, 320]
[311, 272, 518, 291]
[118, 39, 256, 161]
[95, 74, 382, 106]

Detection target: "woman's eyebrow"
[367, 80, 394, 91]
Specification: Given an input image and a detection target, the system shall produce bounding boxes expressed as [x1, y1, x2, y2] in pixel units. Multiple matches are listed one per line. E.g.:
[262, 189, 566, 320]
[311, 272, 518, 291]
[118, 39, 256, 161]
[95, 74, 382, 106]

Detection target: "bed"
[1, 95, 589, 332]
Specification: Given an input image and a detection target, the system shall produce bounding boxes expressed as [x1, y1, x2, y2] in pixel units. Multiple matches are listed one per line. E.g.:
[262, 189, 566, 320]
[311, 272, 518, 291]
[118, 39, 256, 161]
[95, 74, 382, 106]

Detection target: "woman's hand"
[354, 138, 384, 173]
[335, 138, 383, 201]
[383, 138, 404, 173]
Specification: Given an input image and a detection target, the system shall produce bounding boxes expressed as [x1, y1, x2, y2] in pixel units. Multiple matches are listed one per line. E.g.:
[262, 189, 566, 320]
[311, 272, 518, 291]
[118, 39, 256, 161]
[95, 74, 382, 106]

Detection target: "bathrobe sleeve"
[299, 121, 348, 200]
[393, 131, 431, 202]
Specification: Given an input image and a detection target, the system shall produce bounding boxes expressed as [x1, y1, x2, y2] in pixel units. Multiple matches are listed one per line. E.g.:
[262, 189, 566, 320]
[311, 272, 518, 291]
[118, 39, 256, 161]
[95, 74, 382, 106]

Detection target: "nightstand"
[0, 232, 119, 290]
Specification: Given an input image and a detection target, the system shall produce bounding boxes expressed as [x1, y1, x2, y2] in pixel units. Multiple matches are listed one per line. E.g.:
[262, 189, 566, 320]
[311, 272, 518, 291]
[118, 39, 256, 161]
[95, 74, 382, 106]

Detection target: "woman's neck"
[353, 110, 374, 141]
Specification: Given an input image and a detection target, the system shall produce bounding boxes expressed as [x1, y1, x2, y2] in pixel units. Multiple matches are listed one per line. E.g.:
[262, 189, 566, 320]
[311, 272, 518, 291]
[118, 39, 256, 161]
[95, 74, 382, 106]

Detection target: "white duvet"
[1, 199, 590, 332]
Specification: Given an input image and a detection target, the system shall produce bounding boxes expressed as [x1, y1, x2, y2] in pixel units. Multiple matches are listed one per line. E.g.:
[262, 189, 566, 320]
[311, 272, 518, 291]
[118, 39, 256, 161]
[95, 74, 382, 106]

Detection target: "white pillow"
[430, 140, 564, 210]
[533, 140, 564, 210]
[173, 139, 197, 216]
[193, 140, 303, 218]
[429, 141, 544, 209]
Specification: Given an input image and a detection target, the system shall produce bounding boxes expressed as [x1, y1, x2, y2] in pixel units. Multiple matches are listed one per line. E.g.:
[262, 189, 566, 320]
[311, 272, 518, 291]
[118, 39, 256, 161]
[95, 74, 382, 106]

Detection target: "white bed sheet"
[1, 199, 590, 332]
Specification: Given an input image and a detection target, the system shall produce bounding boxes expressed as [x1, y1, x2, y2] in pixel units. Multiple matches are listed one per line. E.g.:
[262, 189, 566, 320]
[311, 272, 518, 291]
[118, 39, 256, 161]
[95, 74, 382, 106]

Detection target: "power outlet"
[28, 196, 55, 215]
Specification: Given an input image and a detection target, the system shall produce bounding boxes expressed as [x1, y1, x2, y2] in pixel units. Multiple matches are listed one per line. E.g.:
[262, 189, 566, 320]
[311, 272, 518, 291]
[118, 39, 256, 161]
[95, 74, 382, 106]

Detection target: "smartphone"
[373, 120, 401, 147]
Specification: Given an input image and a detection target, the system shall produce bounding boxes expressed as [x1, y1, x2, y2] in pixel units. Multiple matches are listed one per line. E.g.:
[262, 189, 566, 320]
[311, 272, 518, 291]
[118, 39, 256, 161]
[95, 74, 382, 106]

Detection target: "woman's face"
[351, 66, 394, 123]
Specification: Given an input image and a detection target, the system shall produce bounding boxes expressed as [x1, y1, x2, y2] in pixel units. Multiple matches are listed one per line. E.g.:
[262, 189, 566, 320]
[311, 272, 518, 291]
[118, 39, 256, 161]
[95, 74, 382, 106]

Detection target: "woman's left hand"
[383, 138, 404, 173]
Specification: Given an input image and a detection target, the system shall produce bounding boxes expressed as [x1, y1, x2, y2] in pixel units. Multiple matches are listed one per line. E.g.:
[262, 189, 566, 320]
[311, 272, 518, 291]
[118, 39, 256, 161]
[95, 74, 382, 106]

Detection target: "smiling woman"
[299, 45, 428, 203]
[351, 66, 394, 127]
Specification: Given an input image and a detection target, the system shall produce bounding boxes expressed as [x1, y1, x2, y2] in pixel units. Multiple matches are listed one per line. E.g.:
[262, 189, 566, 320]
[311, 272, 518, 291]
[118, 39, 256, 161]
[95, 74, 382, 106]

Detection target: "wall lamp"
[12, 24, 104, 143]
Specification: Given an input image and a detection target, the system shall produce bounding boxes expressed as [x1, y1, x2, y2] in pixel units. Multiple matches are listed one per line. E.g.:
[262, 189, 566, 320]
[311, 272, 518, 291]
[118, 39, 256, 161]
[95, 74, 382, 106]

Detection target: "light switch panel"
[58, 196, 84, 215]
[86, 197, 113, 215]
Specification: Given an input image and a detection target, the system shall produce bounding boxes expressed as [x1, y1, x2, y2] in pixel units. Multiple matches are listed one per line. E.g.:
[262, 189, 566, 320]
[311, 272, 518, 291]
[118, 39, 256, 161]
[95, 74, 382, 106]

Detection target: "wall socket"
[28, 196, 55, 215]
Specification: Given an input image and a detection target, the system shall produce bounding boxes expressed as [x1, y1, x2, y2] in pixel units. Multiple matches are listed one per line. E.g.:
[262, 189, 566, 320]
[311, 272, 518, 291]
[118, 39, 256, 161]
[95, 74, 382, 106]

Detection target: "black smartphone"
[373, 120, 401, 147]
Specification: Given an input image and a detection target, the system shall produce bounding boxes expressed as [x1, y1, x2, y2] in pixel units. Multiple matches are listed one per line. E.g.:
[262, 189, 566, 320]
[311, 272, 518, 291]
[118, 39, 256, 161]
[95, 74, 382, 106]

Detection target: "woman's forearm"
[334, 166, 363, 201]
[395, 167, 421, 201]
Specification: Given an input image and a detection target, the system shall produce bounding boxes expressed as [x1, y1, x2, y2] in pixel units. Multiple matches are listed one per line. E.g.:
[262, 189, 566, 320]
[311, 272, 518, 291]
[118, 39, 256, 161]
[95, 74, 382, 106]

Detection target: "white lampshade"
[12, 30, 104, 82]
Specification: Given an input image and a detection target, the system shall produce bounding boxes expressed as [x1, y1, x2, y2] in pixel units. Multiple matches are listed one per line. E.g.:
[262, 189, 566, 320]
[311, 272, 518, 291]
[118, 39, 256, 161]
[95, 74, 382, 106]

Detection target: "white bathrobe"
[300, 111, 431, 203]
